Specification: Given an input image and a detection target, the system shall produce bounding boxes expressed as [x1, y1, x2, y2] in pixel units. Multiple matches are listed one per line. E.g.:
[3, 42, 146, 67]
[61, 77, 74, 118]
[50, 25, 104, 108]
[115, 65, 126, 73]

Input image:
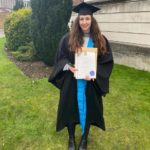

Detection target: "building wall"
[73, 0, 83, 5]
[0, 0, 30, 10]
[71, 0, 150, 71]
[0, 0, 16, 9]
[94, 0, 150, 48]
[23, 0, 30, 8]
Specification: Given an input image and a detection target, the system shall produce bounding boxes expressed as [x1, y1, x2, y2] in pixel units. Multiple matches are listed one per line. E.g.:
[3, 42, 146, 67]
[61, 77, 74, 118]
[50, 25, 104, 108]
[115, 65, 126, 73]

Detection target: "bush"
[17, 45, 31, 53]
[12, 51, 32, 61]
[12, 42, 36, 61]
[4, 8, 32, 51]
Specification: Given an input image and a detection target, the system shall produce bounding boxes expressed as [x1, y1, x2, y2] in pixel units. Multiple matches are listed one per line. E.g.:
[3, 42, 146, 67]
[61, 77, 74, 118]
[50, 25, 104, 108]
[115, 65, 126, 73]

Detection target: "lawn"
[0, 38, 150, 150]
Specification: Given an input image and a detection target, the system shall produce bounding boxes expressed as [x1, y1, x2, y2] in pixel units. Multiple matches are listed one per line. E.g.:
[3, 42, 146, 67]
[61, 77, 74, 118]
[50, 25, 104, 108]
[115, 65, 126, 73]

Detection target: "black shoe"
[68, 137, 76, 150]
[78, 139, 87, 150]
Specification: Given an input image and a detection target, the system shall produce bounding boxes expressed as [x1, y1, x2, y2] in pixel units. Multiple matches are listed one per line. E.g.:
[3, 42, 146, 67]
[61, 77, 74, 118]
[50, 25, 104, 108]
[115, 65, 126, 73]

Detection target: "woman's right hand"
[68, 66, 78, 74]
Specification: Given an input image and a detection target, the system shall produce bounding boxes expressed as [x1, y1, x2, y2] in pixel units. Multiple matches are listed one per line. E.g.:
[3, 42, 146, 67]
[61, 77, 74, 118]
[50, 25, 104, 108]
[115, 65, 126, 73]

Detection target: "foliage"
[4, 8, 32, 51]
[13, 0, 24, 11]
[0, 38, 150, 149]
[12, 42, 36, 61]
[30, 0, 72, 65]
[18, 45, 32, 53]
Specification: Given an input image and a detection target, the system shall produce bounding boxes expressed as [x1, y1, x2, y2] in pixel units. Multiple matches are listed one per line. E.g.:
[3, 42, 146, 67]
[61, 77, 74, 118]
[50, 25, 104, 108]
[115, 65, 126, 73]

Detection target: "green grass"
[0, 38, 150, 150]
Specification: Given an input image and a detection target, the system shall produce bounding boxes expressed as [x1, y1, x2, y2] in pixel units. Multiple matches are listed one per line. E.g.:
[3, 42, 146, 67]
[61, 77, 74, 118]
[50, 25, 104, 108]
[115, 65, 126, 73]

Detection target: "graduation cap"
[73, 2, 100, 15]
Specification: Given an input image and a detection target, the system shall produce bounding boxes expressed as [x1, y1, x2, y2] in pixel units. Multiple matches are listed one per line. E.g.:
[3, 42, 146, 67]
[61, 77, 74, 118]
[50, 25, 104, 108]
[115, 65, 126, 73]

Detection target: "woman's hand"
[68, 66, 78, 74]
[85, 75, 95, 81]
[68, 67, 95, 81]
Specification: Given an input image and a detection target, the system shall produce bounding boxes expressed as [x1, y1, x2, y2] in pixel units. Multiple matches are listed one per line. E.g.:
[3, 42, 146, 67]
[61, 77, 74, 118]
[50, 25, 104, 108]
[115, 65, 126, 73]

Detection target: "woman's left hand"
[85, 76, 95, 81]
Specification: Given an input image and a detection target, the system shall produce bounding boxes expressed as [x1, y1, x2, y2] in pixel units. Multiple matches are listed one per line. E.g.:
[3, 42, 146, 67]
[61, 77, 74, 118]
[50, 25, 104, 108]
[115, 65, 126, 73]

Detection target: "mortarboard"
[73, 2, 100, 15]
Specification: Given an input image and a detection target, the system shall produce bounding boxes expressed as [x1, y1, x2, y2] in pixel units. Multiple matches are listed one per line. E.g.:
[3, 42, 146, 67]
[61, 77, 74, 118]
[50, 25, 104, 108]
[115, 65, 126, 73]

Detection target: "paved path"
[0, 29, 5, 37]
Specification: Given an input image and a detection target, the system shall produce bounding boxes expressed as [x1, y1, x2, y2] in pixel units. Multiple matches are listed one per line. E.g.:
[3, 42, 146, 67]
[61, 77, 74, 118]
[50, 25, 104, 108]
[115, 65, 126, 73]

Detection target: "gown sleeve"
[93, 36, 114, 95]
[48, 34, 71, 89]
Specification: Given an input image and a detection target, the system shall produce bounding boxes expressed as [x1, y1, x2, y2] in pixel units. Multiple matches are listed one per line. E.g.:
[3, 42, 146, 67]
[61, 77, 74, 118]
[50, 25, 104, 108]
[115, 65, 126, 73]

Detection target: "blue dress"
[77, 37, 94, 135]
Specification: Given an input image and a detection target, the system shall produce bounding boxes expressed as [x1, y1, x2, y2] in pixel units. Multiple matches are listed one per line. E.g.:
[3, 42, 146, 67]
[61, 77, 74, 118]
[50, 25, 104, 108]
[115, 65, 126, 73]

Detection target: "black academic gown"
[48, 33, 114, 132]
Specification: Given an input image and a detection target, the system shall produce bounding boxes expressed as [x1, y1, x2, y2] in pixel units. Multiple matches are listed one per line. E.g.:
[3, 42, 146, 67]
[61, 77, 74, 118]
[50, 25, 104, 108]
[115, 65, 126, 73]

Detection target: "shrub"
[4, 8, 32, 51]
[17, 45, 31, 53]
[12, 42, 36, 61]
[12, 50, 33, 61]
[30, 0, 72, 65]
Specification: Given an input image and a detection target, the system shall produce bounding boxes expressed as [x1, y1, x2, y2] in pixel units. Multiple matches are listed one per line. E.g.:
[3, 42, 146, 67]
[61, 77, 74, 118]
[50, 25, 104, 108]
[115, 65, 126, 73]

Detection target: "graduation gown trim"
[77, 37, 94, 135]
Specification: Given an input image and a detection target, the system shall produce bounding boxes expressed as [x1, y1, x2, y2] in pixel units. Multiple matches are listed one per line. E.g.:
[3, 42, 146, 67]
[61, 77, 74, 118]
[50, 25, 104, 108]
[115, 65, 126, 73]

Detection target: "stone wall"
[93, 0, 150, 47]
[111, 42, 150, 71]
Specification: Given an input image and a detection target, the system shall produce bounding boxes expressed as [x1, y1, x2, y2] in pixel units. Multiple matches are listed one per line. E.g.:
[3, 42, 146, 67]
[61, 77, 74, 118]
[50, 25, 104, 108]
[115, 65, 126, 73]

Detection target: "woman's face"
[79, 15, 92, 33]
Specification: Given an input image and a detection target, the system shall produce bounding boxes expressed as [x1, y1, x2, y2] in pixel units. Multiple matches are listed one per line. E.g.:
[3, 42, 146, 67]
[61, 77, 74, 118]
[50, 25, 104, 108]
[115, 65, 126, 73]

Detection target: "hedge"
[4, 8, 32, 51]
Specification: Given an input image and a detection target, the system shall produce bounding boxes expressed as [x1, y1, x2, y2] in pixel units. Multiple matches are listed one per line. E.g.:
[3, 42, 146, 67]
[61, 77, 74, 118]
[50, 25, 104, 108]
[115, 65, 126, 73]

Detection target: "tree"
[13, 0, 24, 11]
[31, 0, 72, 65]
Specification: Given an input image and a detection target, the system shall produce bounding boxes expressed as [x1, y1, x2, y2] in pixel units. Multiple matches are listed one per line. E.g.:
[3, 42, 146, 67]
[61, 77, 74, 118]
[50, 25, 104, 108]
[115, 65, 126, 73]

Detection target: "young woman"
[48, 2, 114, 150]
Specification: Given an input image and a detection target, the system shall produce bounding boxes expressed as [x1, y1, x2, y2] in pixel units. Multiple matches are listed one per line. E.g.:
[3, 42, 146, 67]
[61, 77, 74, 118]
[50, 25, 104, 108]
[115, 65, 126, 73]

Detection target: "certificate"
[75, 47, 97, 79]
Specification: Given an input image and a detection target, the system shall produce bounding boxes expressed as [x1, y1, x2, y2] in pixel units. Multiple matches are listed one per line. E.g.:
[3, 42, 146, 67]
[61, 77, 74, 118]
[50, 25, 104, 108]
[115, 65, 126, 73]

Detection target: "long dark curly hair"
[69, 15, 107, 55]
